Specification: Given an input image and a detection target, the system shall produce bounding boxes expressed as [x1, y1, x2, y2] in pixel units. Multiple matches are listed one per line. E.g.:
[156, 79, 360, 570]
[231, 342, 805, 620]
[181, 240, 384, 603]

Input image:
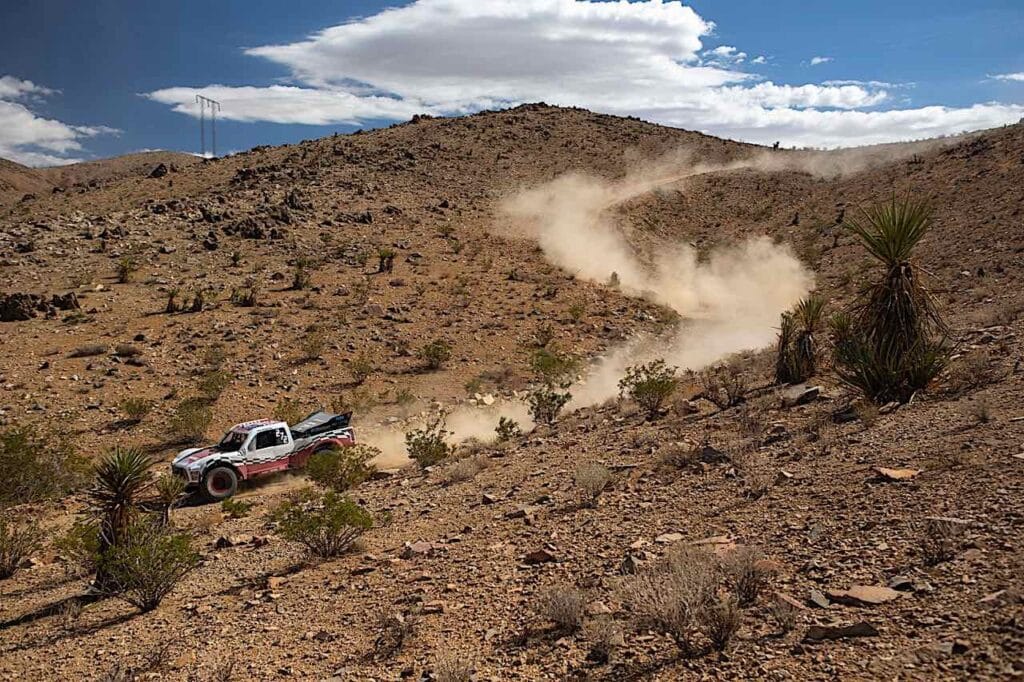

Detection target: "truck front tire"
[202, 466, 238, 501]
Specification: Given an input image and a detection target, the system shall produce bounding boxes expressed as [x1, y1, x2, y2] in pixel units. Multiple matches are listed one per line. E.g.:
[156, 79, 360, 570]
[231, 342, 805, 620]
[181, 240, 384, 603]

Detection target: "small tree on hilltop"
[619, 359, 679, 418]
[831, 196, 950, 403]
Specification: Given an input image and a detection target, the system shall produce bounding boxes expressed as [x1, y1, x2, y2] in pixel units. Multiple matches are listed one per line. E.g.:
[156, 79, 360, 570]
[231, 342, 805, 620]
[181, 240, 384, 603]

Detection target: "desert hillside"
[1, 105, 1022, 681]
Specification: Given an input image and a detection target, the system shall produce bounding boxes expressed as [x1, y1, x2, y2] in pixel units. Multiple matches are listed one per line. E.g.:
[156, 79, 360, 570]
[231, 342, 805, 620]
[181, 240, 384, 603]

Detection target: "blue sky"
[1, 0, 1022, 166]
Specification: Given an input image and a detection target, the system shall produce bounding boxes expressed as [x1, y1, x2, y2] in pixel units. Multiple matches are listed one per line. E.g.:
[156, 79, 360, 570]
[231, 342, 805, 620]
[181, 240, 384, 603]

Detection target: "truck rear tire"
[202, 466, 238, 501]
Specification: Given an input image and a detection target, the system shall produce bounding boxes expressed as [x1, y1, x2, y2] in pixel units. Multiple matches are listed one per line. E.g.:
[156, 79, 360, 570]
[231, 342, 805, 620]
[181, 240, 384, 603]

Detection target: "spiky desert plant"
[154, 475, 188, 527]
[831, 196, 950, 403]
[89, 448, 155, 561]
[776, 295, 825, 384]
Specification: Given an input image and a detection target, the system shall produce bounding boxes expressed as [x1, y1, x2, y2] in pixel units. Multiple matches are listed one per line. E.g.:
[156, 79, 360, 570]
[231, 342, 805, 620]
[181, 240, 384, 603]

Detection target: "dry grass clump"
[946, 348, 999, 394]
[770, 596, 799, 634]
[374, 612, 414, 659]
[920, 517, 963, 565]
[620, 546, 719, 656]
[574, 462, 611, 507]
[432, 652, 473, 682]
[724, 545, 771, 606]
[300, 327, 328, 361]
[0, 517, 42, 579]
[699, 360, 748, 409]
[120, 397, 154, 423]
[705, 595, 742, 651]
[585, 617, 623, 664]
[169, 397, 213, 443]
[535, 584, 586, 634]
[441, 453, 489, 485]
[963, 397, 993, 424]
[657, 442, 700, 471]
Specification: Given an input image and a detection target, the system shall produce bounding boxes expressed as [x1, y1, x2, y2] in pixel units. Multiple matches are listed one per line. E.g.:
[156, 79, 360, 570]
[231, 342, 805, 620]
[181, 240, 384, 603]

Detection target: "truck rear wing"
[290, 410, 352, 440]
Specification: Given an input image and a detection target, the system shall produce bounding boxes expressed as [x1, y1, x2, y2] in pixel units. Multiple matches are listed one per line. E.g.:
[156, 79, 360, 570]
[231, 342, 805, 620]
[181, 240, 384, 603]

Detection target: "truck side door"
[248, 426, 292, 464]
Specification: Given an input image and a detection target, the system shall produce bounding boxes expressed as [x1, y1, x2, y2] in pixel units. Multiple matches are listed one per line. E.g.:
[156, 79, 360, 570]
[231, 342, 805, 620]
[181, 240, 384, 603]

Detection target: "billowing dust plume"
[500, 153, 816, 408]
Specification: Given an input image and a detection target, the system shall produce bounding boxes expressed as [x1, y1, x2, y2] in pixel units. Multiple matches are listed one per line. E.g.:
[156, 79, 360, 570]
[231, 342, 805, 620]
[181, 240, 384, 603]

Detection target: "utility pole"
[194, 94, 222, 157]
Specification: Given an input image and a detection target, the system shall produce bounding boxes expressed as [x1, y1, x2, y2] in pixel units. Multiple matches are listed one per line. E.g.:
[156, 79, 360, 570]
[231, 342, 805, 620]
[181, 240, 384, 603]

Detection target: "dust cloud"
[500, 152, 817, 407]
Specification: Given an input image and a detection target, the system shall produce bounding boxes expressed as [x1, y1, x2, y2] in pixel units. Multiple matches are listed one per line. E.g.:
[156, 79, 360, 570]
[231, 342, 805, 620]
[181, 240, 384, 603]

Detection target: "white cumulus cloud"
[991, 72, 1024, 82]
[147, 0, 1024, 148]
[0, 75, 118, 167]
[809, 56, 833, 66]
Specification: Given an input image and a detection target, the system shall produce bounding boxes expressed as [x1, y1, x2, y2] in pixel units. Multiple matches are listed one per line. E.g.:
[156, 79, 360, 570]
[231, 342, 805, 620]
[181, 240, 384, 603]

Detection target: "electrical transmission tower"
[195, 94, 222, 157]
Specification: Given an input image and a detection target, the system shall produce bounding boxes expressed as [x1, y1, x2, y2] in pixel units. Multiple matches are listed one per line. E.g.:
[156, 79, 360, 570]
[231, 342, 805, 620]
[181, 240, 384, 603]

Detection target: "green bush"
[306, 444, 379, 492]
[495, 416, 523, 442]
[529, 347, 579, 385]
[55, 520, 102, 575]
[273, 490, 373, 557]
[198, 368, 232, 401]
[0, 425, 89, 509]
[273, 397, 306, 426]
[120, 397, 154, 423]
[618, 360, 679, 418]
[169, 398, 213, 443]
[528, 385, 571, 425]
[0, 517, 42, 579]
[300, 328, 328, 361]
[405, 416, 453, 468]
[418, 339, 452, 370]
[99, 520, 198, 612]
[221, 498, 253, 519]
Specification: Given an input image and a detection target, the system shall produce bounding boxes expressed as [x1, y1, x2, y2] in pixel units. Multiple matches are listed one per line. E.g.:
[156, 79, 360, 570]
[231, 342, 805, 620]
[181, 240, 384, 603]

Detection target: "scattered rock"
[781, 384, 822, 407]
[148, 163, 169, 178]
[804, 621, 879, 642]
[872, 466, 921, 482]
[808, 589, 831, 609]
[655, 532, 684, 544]
[826, 585, 902, 607]
[523, 548, 557, 565]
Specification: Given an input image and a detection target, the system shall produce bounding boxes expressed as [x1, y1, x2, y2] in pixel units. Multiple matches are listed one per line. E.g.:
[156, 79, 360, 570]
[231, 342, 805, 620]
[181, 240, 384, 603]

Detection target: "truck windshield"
[216, 430, 247, 451]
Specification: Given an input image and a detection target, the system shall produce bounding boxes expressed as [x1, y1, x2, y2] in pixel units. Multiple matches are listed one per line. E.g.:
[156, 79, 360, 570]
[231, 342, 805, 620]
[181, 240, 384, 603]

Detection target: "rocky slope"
[1, 105, 1022, 681]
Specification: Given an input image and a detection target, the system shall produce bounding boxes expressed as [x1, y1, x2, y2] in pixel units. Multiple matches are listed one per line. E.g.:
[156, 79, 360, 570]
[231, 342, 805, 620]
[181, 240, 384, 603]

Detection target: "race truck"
[171, 410, 354, 501]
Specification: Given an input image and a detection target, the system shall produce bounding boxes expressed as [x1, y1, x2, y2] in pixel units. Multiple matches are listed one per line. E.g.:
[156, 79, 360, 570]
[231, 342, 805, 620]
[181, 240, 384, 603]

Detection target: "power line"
[194, 94, 222, 157]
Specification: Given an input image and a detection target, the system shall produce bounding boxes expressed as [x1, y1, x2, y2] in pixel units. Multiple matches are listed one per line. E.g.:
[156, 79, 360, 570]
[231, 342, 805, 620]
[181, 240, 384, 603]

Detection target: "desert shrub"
[495, 416, 523, 442]
[700, 361, 748, 409]
[273, 397, 305, 426]
[300, 327, 328, 361]
[621, 546, 719, 656]
[306, 444, 379, 492]
[585, 617, 623, 664]
[568, 301, 586, 322]
[574, 462, 611, 507]
[528, 385, 572, 425]
[114, 344, 142, 357]
[0, 517, 42, 579]
[0, 425, 88, 509]
[405, 416, 453, 469]
[291, 257, 313, 290]
[831, 196, 950, 404]
[99, 519, 198, 612]
[657, 443, 700, 471]
[619, 359, 679, 418]
[229, 278, 260, 307]
[377, 247, 397, 273]
[395, 387, 416, 409]
[70, 344, 107, 358]
[419, 339, 452, 370]
[770, 597, 798, 634]
[273, 490, 373, 558]
[530, 347, 579, 385]
[220, 498, 253, 519]
[116, 256, 138, 283]
[350, 352, 374, 384]
[775, 295, 825, 384]
[120, 397, 154, 423]
[964, 397, 993, 424]
[55, 520, 102, 575]
[170, 398, 213, 443]
[202, 345, 227, 369]
[198, 368, 232, 401]
[374, 612, 414, 658]
[945, 348, 998, 394]
[724, 545, 770, 606]
[441, 454, 488, 485]
[432, 653, 473, 682]
[165, 287, 181, 313]
[920, 517, 962, 565]
[535, 584, 586, 634]
[704, 595, 741, 651]
[90, 447, 156, 561]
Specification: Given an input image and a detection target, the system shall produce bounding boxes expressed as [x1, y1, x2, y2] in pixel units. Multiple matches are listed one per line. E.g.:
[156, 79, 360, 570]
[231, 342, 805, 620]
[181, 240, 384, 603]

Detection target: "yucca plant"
[831, 196, 950, 403]
[775, 295, 825, 384]
[154, 475, 188, 527]
[89, 447, 155, 566]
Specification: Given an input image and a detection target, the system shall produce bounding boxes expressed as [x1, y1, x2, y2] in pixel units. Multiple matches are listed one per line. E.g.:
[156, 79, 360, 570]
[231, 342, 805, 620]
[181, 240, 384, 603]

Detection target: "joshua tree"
[831, 196, 949, 403]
